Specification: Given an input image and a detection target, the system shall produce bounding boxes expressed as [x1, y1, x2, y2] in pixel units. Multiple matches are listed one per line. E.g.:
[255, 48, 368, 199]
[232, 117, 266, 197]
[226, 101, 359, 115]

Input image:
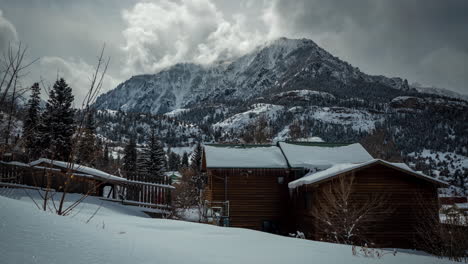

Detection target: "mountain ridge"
[94, 37, 420, 114]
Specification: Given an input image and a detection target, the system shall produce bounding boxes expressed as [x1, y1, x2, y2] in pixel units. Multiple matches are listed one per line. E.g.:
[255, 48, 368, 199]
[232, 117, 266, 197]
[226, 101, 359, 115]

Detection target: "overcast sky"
[0, 0, 466, 103]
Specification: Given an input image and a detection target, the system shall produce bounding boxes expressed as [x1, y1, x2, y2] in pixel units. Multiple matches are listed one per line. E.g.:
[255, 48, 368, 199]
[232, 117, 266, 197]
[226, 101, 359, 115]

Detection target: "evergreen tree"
[137, 129, 166, 181]
[122, 137, 137, 180]
[190, 142, 203, 172]
[41, 78, 75, 160]
[77, 110, 98, 166]
[168, 151, 181, 171]
[181, 152, 189, 168]
[102, 144, 110, 169]
[23, 83, 42, 159]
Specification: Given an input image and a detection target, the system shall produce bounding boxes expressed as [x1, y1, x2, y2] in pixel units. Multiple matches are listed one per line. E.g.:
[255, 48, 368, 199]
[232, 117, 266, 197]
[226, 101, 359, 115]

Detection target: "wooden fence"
[0, 161, 173, 211]
[118, 177, 173, 209]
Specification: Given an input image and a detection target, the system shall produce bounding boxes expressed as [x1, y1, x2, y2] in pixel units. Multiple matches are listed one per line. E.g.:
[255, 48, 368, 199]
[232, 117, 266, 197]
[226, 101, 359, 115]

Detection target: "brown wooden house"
[202, 142, 448, 249]
[203, 144, 291, 232]
[288, 159, 447, 248]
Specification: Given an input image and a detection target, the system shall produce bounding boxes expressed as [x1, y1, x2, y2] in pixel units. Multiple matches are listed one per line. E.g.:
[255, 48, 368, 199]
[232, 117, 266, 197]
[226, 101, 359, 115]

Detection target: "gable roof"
[204, 144, 288, 169]
[278, 142, 373, 169]
[288, 159, 449, 189]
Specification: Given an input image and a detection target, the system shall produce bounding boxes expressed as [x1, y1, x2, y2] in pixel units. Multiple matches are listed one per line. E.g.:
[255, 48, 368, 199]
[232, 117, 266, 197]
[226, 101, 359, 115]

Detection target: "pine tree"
[190, 142, 203, 172]
[102, 144, 110, 169]
[23, 83, 42, 159]
[168, 151, 181, 171]
[181, 152, 189, 168]
[137, 129, 166, 181]
[41, 78, 75, 160]
[77, 110, 98, 166]
[122, 137, 137, 180]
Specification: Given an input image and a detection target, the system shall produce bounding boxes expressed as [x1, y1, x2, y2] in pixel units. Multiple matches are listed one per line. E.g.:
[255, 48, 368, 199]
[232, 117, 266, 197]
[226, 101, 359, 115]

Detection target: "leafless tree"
[171, 167, 207, 222]
[288, 119, 303, 140]
[55, 44, 110, 216]
[241, 114, 272, 143]
[311, 174, 392, 245]
[0, 42, 38, 148]
[0, 42, 38, 105]
[415, 195, 468, 262]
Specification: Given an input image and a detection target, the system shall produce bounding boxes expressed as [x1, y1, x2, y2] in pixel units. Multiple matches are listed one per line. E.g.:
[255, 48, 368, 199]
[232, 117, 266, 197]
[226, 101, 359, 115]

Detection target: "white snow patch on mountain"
[408, 150, 468, 176]
[213, 104, 284, 131]
[164, 108, 189, 117]
[311, 107, 379, 132]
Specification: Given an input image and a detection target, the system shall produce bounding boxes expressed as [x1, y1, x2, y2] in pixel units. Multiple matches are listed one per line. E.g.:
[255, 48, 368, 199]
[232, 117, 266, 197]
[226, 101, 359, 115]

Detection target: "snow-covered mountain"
[93, 37, 468, 195]
[94, 38, 413, 114]
[411, 83, 468, 101]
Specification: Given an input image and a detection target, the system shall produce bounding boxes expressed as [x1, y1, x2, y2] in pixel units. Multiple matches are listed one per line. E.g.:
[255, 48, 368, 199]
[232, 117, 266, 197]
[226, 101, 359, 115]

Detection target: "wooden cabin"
[202, 142, 448, 249]
[203, 144, 291, 232]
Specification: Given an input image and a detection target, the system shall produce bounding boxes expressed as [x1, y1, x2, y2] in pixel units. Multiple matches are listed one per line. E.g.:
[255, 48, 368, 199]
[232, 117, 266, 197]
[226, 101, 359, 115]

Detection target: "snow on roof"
[278, 142, 373, 169]
[29, 158, 125, 182]
[164, 171, 182, 177]
[204, 144, 288, 168]
[288, 159, 449, 189]
[455, 203, 468, 210]
[0, 160, 30, 167]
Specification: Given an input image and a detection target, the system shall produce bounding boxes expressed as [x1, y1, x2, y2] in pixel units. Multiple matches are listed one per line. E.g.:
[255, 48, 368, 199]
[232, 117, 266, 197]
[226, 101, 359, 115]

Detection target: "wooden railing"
[0, 161, 174, 212]
[117, 176, 173, 210]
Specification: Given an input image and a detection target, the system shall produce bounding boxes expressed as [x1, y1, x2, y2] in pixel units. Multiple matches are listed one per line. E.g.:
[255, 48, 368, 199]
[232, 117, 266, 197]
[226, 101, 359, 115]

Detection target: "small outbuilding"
[288, 159, 448, 248]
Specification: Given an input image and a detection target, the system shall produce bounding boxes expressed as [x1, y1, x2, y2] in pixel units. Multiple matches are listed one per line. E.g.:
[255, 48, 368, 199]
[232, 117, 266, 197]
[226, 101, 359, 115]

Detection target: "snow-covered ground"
[0, 188, 454, 264]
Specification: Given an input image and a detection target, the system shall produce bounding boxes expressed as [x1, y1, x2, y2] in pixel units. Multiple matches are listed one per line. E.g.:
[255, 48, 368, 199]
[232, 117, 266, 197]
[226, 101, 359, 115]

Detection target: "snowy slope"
[310, 106, 380, 132]
[213, 103, 284, 132]
[0, 189, 454, 264]
[408, 149, 468, 176]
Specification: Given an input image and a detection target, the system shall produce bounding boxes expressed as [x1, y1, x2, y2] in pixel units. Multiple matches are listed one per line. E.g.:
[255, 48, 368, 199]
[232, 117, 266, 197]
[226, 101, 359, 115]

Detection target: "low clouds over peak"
[0, 0, 466, 101]
[0, 10, 18, 51]
[120, 0, 267, 75]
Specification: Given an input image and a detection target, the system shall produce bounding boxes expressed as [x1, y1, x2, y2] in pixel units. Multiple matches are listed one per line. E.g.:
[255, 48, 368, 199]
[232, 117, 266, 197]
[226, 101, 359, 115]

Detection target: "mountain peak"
[94, 36, 423, 114]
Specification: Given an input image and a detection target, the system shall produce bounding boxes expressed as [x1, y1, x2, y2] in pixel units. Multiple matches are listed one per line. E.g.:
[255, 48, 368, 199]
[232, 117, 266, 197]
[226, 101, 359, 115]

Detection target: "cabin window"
[277, 176, 284, 184]
[304, 192, 312, 210]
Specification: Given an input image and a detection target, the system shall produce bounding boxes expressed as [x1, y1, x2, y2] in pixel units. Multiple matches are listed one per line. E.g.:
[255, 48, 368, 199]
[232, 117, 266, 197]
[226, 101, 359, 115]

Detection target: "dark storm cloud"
[265, 0, 468, 93]
[0, 0, 466, 98]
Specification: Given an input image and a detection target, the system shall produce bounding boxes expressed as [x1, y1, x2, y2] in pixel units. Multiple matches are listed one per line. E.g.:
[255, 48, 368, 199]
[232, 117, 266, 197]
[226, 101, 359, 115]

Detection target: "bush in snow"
[415, 196, 468, 262]
[311, 174, 392, 246]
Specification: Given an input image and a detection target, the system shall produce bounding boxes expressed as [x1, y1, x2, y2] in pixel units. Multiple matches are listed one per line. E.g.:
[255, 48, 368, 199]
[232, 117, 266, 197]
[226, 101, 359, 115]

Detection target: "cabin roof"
[288, 159, 449, 189]
[29, 158, 125, 182]
[204, 144, 288, 168]
[278, 142, 373, 169]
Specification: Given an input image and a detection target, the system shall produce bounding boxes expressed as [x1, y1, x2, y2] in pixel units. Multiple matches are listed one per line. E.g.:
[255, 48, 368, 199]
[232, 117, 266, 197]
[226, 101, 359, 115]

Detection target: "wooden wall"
[205, 168, 292, 232]
[291, 164, 440, 249]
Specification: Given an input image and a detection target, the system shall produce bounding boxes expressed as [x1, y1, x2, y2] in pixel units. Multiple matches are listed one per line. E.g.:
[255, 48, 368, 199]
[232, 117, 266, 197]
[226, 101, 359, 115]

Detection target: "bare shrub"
[415, 196, 468, 262]
[311, 174, 392, 245]
[171, 168, 204, 221]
